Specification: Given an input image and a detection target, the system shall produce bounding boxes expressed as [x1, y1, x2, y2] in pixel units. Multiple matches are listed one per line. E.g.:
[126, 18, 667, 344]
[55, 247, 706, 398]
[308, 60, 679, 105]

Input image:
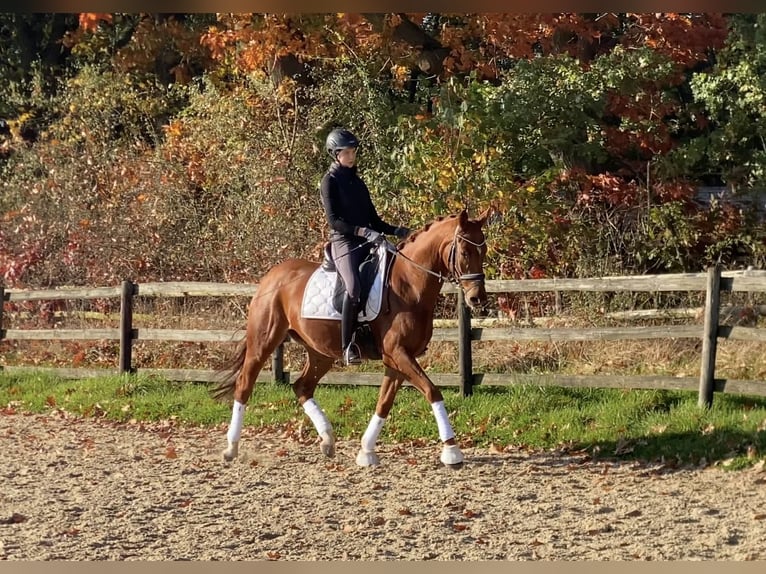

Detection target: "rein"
[390, 226, 486, 286]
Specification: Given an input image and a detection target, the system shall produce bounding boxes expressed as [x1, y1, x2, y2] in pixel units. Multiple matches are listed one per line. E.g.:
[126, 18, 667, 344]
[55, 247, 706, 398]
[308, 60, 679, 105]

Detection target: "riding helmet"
[325, 128, 359, 158]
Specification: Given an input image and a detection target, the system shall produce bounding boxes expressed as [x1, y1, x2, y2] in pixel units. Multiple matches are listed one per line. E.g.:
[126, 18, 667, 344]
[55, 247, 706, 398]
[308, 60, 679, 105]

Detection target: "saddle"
[321, 242, 380, 315]
[301, 240, 394, 323]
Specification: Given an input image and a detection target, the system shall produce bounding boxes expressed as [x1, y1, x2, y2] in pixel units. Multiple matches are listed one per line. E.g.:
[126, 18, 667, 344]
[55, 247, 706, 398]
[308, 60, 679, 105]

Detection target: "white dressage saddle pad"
[301, 242, 390, 321]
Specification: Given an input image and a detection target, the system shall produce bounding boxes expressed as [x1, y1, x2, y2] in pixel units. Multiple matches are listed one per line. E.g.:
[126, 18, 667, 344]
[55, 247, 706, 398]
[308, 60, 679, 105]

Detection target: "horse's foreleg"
[356, 367, 403, 467]
[385, 349, 464, 468]
[430, 400, 463, 466]
[294, 349, 335, 457]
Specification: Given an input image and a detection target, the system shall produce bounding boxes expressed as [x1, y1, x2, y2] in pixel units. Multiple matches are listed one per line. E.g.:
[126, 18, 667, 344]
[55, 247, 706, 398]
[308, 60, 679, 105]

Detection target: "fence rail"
[2, 266, 766, 406]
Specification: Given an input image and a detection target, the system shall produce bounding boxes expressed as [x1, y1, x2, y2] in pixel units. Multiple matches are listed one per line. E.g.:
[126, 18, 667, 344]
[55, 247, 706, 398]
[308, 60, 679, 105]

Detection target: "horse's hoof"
[444, 461, 464, 470]
[319, 431, 336, 458]
[355, 449, 380, 467]
[222, 443, 238, 462]
[440, 444, 464, 467]
[320, 442, 336, 457]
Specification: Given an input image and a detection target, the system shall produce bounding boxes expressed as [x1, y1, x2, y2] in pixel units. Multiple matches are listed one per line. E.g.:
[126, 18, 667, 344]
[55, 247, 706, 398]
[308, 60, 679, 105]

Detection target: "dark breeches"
[331, 236, 368, 302]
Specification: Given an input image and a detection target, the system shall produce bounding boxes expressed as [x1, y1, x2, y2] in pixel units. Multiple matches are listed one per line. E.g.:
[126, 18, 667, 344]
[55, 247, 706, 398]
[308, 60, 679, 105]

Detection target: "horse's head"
[450, 208, 491, 311]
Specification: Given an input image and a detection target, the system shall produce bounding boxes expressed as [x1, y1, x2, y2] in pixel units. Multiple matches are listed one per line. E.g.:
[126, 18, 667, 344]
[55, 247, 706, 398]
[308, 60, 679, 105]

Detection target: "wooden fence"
[2, 266, 766, 406]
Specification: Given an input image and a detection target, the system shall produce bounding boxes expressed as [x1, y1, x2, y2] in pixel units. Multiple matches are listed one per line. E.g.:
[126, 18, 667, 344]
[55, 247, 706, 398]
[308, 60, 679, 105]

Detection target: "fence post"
[119, 280, 136, 375]
[0, 282, 5, 343]
[698, 265, 721, 408]
[457, 289, 474, 397]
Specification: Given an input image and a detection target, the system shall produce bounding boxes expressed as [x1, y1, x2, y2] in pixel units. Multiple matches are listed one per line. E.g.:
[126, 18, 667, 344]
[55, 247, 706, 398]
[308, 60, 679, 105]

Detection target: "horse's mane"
[396, 213, 458, 248]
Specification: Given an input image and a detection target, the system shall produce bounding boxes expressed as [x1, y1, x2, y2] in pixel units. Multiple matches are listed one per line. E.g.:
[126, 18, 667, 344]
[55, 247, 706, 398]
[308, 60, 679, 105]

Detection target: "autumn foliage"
[1, 13, 764, 291]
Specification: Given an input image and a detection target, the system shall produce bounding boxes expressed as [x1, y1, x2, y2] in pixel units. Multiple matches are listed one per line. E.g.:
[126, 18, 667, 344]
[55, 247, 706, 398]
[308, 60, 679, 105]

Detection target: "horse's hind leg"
[223, 298, 289, 462]
[292, 347, 335, 457]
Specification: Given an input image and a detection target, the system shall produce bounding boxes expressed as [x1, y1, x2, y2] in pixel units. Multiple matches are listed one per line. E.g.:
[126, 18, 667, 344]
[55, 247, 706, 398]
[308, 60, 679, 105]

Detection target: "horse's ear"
[458, 209, 469, 226]
[476, 205, 495, 227]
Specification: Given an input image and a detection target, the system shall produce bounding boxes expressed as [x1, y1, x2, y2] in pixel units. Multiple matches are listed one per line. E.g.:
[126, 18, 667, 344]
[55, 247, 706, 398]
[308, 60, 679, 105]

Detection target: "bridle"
[447, 226, 486, 285]
[390, 225, 486, 287]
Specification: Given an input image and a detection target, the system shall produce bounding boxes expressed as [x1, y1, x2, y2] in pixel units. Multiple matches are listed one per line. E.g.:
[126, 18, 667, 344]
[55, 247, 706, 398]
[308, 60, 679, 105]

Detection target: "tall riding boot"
[341, 293, 362, 365]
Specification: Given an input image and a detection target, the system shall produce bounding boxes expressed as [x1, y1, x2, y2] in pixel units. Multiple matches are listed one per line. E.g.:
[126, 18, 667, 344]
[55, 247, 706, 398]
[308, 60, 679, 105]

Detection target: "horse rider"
[319, 127, 411, 365]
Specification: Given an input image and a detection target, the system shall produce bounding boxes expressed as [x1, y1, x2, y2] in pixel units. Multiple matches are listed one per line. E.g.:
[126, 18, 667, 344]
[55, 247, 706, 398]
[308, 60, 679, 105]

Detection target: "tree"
[0, 14, 80, 135]
[6, 12, 763, 289]
[671, 14, 766, 189]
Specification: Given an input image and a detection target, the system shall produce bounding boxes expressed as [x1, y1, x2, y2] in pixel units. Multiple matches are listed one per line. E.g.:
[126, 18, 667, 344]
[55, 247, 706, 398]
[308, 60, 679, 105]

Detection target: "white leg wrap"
[227, 400, 246, 444]
[361, 413, 386, 452]
[431, 400, 455, 442]
[302, 398, 332, 436]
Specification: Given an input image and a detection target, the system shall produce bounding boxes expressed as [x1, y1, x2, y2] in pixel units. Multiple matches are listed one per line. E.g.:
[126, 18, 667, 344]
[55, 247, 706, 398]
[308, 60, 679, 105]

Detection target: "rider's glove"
[393, 226, 411, 238]
[356, 227, 384, 245]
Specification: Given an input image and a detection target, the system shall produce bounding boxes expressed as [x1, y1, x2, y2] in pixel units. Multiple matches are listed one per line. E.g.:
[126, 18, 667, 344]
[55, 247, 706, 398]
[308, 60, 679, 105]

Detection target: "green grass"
[2, 371, 766, 469]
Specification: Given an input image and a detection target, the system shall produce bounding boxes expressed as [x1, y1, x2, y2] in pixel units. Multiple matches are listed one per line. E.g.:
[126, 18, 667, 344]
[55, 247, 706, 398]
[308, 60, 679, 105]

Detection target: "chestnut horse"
[213, 208, 490, 467]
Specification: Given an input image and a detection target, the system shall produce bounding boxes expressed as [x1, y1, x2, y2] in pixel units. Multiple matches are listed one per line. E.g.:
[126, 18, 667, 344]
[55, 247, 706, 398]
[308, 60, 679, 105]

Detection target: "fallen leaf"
[463, 509, 481, 519]
[398, 508, 412, 516]
[371, 516, 385, 526]
[275, 448, 288, 457]
[165, 446, 178, 459]
[488, 443, 504, 454]
[5, 513, 27, 524]
[624, 509, 642, 517]
[452, 523, 468, 532]
[754, 514, 766, 521]
[265, 551, 281, 560]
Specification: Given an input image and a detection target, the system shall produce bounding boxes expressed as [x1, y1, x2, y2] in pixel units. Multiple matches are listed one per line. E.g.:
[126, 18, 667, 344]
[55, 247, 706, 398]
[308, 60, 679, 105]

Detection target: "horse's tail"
[210, 334, 247, 402]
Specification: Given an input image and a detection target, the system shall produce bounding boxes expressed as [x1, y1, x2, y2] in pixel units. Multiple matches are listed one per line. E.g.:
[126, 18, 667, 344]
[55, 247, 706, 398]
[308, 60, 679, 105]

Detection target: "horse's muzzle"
[463, 281, 488, 312]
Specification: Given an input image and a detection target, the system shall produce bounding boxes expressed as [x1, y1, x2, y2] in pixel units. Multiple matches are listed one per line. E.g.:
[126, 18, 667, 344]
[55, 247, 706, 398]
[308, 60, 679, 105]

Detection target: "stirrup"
[343, 342, 362, 365]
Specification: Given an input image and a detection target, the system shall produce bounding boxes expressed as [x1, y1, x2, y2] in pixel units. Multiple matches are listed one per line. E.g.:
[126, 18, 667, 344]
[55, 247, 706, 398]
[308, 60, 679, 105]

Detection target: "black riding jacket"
[320, 162, 398, 240]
